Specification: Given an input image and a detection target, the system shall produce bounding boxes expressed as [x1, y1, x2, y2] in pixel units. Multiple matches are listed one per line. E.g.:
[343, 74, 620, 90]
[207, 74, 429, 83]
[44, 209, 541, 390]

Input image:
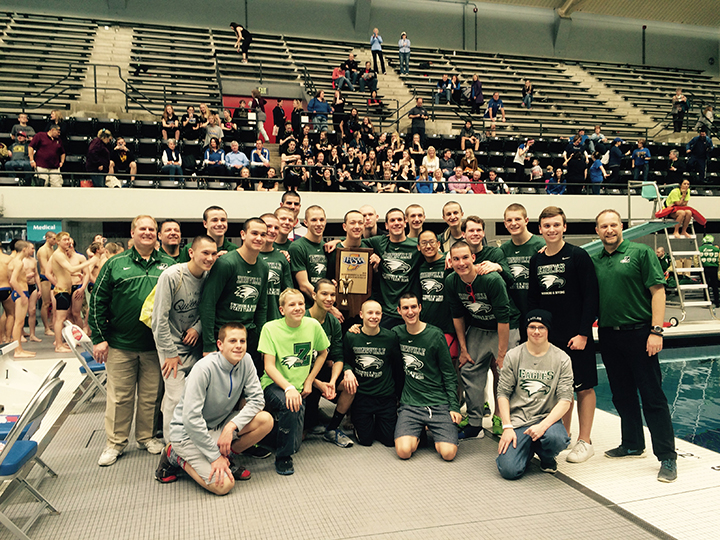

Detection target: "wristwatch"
[650, 325, 664, 336]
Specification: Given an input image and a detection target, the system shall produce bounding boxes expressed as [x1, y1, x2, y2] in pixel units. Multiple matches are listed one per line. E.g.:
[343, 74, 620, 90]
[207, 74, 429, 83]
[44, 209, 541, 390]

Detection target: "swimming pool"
[595, 347, 720, 453]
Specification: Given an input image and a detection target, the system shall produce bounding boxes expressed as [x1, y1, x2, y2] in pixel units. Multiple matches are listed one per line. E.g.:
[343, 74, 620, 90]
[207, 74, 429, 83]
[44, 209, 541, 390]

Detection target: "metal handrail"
[297, 63, 316, 98]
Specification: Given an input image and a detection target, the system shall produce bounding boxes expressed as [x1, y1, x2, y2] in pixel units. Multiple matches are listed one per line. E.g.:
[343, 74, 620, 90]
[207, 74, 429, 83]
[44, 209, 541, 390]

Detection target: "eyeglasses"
[465, 282, 476, 304]
[419, 240, 436, 247]
[528, 325, 547, 333]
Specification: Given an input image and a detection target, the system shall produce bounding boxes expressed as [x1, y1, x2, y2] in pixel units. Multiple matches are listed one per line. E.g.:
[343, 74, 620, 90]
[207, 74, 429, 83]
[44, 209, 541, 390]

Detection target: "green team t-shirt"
[178, 237, 238, 263]
[343, 328, 401, 397]
[418, 257, 454, 334]
[393, 323, 459, 412]
[475, 245, 514, 289]
[593, 240, 666, 328]
[288, 237, 327, 292]
[500, 234, 545, 317]
[445, 271, 519, 330]
[260, 249, 293, 321]
[305, 310, 343, 363]
[258, 317, 331, 390]
[363, 235, 422, 320]
[198, 250, 268, 352]
[273, 239, 292, 253]
[700, 243, 719, 268]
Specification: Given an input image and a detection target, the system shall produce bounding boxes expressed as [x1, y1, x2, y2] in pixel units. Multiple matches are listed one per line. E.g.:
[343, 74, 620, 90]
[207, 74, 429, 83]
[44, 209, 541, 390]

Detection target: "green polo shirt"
[592, 240, 665, 327]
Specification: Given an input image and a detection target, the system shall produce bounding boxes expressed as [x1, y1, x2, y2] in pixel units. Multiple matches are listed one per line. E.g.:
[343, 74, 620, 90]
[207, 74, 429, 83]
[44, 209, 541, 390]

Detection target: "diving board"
[581, 219, 674, 257]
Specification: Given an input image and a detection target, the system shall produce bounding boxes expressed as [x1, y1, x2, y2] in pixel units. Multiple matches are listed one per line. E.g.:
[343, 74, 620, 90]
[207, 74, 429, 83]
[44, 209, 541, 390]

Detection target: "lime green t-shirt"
[664, 187, 690, 208]
[258, 317, 331, 390]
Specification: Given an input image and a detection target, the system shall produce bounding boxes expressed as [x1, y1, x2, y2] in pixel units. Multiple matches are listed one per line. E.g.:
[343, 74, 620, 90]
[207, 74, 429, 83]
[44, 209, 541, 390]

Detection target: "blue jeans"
[496, 421, 569, 480]
[161, 164, 183, 182]
[90, 173, 106, 187]
[523, 94, 533, 109]
[435, 88, 451, 104]
[4, 160, 33, 183]
[632, 163, 649, 182]
[334, 76, 354, 91]
[359, 77, 377, 93]
[398, 52, 410, 74]
[313, 116, 328, 132]
[264, 383, 306, 459]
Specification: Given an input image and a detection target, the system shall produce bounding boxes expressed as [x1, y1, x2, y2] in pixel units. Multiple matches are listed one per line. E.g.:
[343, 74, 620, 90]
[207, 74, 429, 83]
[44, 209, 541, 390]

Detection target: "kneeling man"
[155, 323, 274, 495]
[496, 310, 573, 479]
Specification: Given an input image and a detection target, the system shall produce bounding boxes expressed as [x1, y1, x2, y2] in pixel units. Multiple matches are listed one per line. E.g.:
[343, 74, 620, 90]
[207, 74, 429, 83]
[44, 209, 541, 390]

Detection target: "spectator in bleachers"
[486, 169, 509, 194]
[249, 89, 270, 142]
[686, 128, 714, 184]
[377, 168, 397, 193]
[431, 168, 445, 192]
[360, 117, 376, 147]
[408, 98, 429, 142]
[203, 114, 224, 148]
[221, 110, 238, 142]
[671, 88, 687, 133]
[450, 75, 462, 105]
[398, 32, 411, 75]
[46, 110, 67, 140]
[332, 90, 346, 141]
[470, 74, 484, 114]
[226, 140, 249, 175]
[409, 132, 425, 167]
[359, 62, 378, 93]
[161, 105, 180, 141]
[250, 139, 270, 177]
[588, 125, 608, 154]
[109, 137, 137, 185]
[546, 167, 566, 195]
[529, 158, 543, 182]
[29, 124, 65, 188]
[299, 136, 314, 162]
[328, 146, 341, 170]
[230, 22, 252, 63]
[460, 147, 478, 175]
[332, 64, 355, 92]
[562, 135, 588, 163]
[397, 164, 415, 193]
[368, 90, 384, 114]
[203, 137, 226, 178]
[460, 120, 481, 151]
[607, 137, 624, 184]
[439, 148, 456, 182]
[281, 140, 303, 172]
[235, 167, 253, 191]
[589, 151, 608, 195]
[422, 146, 440, 179]
[272, 100, 286, 143]
[291, 99, 304, 134]
[343, 53, 360, 87]
[257, 167, 279, 192]
[4, 131, 33, 183]
[389, 132, 405, 162]
[694, 105, 714, 135]
[485, 92, 506, 126]
[11, 113, 35, 141]
[631, 139, 651, 182]
[278, 122, 297, 154]
[564, 151, 587, 195]
[435, 74, 452, 105]
[232, 100, 249, 124]
[396, 149, 416, 177]
[349, 131, 368, 160]
[470, 170, 489, 194]
[370, 28, 386, 75]
[448, 166, 471, 194]
[308, 90, 333, 132]
[521, 79, 534, 109]
[161, 139, 183, 183]
[359, 160, 379, 192]
[86, 129, 113, 188]
[182, 106, 202, 140]
[315, 131, 332, 159]
[511, 138, 533, 183]
[345, 108, 361, 143]
[665, 149, 685, 185]
[198, 103, 212, 129]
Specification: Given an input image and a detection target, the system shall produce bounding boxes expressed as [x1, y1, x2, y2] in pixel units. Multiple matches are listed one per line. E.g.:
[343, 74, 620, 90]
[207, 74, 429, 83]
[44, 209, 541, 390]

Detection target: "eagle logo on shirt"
[268, 269, 280, 284]
[281, 355, 303, 369]
[356, 355, 384, 370]
[313, 263, 327, 275]
[520, 380, 550, 397]
[156, 263, 169, 271]
[421, 279, 443, 294]
[235, 285, 259, 301]
[510, 264, 529, 279]
[403, 353, 424, 371]
[384, 259, 411, 273]
[540, 275, 566, 290]
[465, 302, 492, 314]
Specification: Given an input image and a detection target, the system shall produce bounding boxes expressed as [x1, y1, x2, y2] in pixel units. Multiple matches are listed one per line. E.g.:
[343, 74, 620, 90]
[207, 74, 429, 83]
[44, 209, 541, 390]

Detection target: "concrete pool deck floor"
[1, 335, 719, 540]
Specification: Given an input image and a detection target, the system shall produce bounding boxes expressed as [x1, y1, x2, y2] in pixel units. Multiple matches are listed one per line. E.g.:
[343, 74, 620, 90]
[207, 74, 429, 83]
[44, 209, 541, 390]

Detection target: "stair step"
[682, 300, 713, 307]
[675, 267, 703, 273]
[672, 251, 700, 256]
[678, 284, 708, 290]
[669, 234, 696, 240]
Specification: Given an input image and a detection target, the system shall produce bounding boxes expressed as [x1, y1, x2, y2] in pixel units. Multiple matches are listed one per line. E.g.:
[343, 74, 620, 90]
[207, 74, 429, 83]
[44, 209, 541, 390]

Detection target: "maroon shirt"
[29, 132, 65, 169]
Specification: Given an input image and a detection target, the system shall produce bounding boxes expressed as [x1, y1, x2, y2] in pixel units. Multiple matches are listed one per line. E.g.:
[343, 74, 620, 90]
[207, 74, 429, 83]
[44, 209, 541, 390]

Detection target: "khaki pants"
[36, 166, 63, 187]
[105, 347, 162, 450]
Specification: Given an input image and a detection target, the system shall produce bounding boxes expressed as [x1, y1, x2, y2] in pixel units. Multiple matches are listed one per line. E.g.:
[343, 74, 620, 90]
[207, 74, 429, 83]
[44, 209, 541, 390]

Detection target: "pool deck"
[1, 334, 719, 540]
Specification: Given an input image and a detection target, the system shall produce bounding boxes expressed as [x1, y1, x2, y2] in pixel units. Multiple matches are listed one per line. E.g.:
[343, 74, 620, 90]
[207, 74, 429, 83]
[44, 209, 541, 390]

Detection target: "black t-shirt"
[163, 114, 179, 128]
[110, 148, 136, 172]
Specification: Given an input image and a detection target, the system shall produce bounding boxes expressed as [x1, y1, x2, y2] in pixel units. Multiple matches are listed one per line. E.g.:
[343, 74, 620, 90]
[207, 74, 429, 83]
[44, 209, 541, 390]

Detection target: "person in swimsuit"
[49, 232, 99, 352]
[68, 239, 91, 333]
[9, 241, 36, 357]
[36, 231, 57, 337]
[22, 254, 42, 343]
[0, 250, 15, 343]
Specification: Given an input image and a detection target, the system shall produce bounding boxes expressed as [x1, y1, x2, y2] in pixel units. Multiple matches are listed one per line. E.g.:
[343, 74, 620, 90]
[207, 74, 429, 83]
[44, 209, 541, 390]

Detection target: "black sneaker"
[604, 445, 646, 459]
[275, 456, 294, 476]
[457, 425, 485, 440]
[540, 458, 557, 474]
[242, 445, 272, 459]
[229, 461, 252, 481]
[657, 459, 677, 483]
[155, 444, 182, 483]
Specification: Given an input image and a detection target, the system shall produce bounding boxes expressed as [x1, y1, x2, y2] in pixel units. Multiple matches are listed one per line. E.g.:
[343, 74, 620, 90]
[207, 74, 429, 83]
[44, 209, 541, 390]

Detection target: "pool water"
[595, 354, 720, 453]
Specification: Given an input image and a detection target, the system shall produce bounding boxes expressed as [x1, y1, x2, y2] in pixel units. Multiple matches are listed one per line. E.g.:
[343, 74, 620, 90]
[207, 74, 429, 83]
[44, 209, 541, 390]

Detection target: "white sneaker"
[98, 446, 123, 466]
[566, 439, 594, 463]
[140, 438, 165, 455]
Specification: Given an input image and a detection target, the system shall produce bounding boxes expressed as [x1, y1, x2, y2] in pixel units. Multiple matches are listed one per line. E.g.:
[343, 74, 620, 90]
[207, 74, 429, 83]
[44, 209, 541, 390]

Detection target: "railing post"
[259, 61, 263, 84]
[93, 65, 98, 104]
